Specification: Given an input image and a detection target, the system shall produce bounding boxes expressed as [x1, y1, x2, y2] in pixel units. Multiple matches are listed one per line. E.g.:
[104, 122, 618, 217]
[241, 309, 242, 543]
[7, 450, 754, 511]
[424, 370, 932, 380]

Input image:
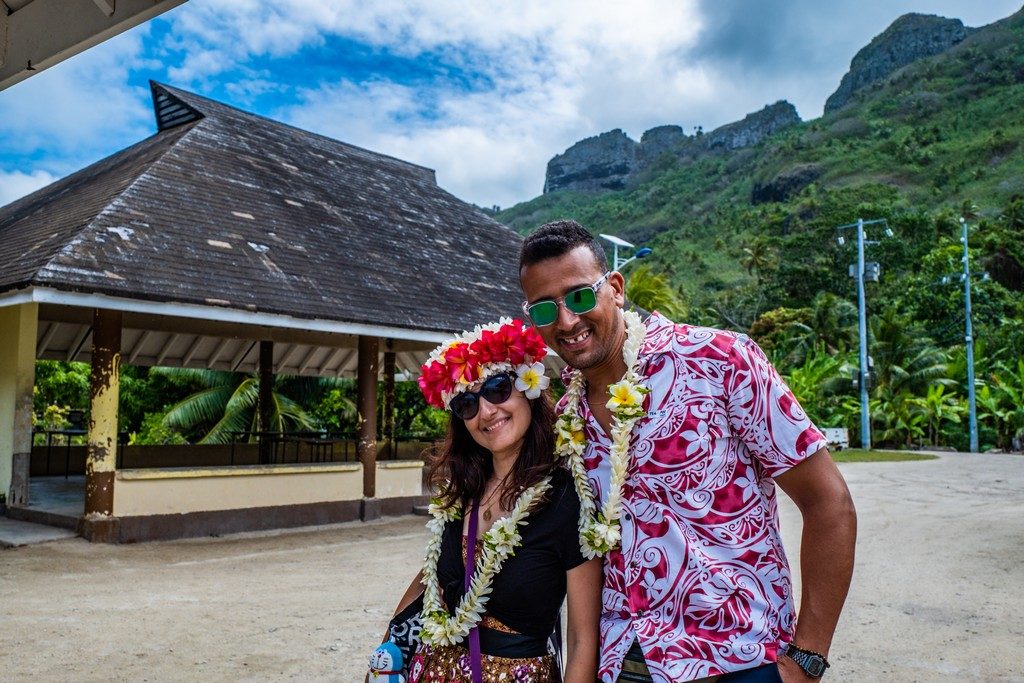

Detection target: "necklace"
[556, 309, 648, 558]
[420, 476, 553, 646]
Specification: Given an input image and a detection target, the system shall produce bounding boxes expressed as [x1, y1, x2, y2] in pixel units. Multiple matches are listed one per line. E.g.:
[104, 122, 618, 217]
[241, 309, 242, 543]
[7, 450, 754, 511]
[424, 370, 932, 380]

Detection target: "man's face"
[520, 246, 625, 370]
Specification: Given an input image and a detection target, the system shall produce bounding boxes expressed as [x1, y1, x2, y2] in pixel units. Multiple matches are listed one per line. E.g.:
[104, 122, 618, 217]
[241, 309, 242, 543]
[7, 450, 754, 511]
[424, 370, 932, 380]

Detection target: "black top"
[437, 468, 587, 638]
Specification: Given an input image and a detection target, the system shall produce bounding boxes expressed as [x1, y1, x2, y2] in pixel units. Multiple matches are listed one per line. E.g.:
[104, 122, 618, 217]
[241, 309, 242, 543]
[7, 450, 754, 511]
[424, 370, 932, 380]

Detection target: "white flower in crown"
[514, 361, 550, 399]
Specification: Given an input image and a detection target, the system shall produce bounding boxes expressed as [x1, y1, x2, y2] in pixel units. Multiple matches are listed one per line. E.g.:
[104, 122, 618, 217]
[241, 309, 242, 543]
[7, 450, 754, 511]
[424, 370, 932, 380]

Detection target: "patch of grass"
[832, 449, 939, 463]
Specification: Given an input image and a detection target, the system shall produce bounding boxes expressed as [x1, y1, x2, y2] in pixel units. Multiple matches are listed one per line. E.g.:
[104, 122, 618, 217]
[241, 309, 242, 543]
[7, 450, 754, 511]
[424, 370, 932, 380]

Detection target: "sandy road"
[1, 452, 1022, 682]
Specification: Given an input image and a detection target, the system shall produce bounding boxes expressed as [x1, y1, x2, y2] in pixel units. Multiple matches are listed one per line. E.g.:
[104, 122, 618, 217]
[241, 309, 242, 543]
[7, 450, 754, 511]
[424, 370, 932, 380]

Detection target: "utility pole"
[960, 217, 979, 453]
[837, 218, 893, 450]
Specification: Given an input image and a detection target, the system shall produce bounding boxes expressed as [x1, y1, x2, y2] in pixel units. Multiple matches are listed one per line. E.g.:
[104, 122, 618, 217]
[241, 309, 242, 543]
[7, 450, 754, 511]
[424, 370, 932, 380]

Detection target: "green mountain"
[498, 8, 1024, 332]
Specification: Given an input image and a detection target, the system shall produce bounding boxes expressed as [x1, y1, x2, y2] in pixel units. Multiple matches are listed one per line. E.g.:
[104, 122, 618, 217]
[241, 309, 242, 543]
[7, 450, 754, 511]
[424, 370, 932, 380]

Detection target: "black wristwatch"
[784, 643, 830, 678]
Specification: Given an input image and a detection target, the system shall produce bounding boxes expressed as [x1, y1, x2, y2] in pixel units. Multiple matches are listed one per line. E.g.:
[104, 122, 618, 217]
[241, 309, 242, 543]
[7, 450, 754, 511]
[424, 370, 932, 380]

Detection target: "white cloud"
[172, 0, 708, 206]
[0, 21, 154, 186]
[0, 169, 58, 206]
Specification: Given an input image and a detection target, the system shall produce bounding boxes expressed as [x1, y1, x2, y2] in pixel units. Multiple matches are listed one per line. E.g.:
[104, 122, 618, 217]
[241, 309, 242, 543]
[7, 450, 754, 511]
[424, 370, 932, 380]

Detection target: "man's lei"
[419, 477, 553, 645]
[556, 309, 648, 558]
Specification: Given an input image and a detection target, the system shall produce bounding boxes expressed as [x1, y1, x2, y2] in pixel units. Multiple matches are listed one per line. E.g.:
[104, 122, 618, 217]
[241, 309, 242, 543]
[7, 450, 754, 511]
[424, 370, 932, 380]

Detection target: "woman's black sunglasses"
[449, 373, 515, 421]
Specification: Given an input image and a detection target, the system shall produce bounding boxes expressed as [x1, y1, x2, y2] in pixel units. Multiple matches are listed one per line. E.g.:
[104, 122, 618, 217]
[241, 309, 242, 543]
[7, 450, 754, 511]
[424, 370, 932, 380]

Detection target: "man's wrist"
[783, 643, 830, 678]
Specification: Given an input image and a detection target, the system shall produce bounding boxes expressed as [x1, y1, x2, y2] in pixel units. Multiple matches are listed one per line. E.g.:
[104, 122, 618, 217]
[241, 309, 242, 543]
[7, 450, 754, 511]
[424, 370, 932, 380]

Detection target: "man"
[518, 220, 857, 683]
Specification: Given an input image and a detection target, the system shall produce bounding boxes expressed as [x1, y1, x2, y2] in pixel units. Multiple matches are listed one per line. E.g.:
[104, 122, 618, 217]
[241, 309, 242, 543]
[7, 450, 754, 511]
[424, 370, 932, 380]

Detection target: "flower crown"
[418, 318, 551, 409]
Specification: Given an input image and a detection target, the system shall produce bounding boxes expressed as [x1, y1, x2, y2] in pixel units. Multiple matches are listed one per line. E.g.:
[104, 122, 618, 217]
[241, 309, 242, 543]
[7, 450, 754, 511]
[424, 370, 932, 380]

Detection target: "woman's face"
[463, 384, 532, 460]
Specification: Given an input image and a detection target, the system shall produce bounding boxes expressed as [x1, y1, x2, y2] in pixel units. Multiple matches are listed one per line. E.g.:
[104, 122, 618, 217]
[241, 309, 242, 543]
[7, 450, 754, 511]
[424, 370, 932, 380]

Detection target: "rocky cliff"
[543, 129, 638, 193]
[824, 13, 970, 113]
[544, 102, 800, 194]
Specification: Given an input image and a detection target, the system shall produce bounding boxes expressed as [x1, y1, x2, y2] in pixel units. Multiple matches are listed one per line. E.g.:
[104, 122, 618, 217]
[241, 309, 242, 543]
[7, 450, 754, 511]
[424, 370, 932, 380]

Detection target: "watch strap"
[784, 643, 830, 678]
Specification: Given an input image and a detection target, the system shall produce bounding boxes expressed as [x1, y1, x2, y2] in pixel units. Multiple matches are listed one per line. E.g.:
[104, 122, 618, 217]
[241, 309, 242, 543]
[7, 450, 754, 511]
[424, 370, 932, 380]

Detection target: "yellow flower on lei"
[606, 379, 645, 414]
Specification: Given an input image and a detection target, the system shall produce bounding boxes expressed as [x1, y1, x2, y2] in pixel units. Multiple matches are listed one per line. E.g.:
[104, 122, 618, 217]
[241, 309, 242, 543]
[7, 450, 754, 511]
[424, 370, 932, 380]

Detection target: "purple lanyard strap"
[464, 499, 483, 683]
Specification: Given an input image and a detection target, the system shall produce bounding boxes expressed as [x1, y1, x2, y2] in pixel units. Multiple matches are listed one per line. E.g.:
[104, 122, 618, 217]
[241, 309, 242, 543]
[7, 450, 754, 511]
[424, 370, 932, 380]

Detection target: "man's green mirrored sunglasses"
[522, 272, 611, 327]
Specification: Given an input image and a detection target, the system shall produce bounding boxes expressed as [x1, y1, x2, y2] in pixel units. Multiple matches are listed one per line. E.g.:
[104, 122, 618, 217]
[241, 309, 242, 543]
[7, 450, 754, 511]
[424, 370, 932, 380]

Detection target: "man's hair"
[519, 219, 609, 272]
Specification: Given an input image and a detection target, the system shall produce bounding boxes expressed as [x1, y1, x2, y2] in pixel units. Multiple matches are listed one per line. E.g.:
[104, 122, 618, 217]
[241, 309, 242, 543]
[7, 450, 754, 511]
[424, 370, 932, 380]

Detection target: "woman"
[378, 319, 602, 683]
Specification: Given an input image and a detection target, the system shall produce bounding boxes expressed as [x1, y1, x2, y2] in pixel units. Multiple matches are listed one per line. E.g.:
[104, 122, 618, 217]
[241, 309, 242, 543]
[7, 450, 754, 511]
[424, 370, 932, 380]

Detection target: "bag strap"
[464, 498, 483, 683]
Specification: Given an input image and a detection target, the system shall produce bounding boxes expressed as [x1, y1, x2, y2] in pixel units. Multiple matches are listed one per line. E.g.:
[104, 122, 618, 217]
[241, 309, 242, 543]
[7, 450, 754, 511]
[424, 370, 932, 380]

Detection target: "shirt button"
[624, 513, 633, 521]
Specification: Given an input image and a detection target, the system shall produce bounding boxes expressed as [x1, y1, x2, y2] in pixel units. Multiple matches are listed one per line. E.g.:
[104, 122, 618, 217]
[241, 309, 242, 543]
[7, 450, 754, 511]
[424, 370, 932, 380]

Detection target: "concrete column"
[357, 336, 379, 519]
[83, 308, 121, 541]
[382, 349, 396, 460]
[258, 340, 274, 464]
[0, 303, 38, 508]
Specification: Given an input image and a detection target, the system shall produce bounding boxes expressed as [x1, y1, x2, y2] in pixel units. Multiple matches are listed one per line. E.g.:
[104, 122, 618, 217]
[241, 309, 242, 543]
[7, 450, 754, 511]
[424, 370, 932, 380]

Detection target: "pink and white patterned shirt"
[559, 312, 828, 683]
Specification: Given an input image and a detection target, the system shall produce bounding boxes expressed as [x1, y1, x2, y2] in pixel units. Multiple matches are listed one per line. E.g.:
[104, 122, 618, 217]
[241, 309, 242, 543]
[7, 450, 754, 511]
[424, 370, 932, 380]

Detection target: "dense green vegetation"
[499, 10, 1024, 452]
[29, 12, 1024, 453]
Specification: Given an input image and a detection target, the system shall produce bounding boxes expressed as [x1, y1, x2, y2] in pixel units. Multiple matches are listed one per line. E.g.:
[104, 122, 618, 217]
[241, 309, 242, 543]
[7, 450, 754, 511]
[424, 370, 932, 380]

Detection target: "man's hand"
[777, 655, 809, 682]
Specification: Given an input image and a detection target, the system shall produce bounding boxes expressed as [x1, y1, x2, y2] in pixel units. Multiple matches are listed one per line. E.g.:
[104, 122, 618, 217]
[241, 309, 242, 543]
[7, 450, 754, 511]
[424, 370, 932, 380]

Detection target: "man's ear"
[607, 271, 626, 307]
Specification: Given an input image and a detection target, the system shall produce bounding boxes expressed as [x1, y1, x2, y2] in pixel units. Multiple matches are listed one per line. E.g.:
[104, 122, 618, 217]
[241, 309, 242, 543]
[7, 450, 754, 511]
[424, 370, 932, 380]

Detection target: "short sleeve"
[724, 334, 828, 477]
[553, 473, 588, 571]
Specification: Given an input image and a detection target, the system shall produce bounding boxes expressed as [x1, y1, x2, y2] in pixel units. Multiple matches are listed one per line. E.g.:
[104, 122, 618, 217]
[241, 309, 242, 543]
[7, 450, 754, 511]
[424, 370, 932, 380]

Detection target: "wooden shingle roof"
[0, 82, 525, 337]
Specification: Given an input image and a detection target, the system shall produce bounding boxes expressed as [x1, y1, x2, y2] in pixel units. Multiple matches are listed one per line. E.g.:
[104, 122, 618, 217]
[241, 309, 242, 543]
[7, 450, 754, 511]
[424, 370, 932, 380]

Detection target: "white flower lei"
[555, 309, 648, 558]
[420, 476, 553, 646]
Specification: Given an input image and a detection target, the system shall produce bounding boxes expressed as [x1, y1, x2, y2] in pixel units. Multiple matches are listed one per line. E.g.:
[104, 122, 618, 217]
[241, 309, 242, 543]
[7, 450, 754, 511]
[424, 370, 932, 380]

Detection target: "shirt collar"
[558, 310, 675, 384]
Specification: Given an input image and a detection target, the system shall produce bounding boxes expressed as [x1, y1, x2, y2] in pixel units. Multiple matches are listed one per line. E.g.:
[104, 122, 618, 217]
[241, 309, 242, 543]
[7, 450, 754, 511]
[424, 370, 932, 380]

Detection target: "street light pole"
[960, 217, 979, 453]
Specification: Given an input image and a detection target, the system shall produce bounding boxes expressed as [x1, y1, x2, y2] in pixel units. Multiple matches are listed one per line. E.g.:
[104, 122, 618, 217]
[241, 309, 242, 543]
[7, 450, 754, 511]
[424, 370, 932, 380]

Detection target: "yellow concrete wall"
[0, 303, 37, 501]
[376, 460, 425, 498]
[112, 463, 364, 516]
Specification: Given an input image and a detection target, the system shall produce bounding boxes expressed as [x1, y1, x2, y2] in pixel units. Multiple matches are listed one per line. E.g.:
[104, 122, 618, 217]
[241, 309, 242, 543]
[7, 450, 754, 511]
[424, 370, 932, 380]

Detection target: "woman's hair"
[427, 390, 556, 511]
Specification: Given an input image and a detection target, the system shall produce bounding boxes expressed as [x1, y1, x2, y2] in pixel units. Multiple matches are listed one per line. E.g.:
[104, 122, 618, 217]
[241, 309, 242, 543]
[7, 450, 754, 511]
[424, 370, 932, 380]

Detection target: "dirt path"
[1, 452, 1021, 682]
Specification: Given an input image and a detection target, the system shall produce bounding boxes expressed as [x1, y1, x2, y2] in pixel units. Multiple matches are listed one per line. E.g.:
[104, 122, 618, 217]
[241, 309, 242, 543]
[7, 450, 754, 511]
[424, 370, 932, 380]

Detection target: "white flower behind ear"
[514, 362, 550, 398]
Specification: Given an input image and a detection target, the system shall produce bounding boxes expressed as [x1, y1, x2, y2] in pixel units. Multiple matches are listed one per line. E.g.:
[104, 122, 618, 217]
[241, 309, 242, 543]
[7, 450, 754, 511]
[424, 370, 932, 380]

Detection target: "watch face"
[806, 658, 827, 677]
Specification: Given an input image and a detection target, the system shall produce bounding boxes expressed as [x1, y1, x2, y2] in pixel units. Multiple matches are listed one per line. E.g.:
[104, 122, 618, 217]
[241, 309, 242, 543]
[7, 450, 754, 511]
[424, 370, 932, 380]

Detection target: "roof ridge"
[149, 80, 438, 182]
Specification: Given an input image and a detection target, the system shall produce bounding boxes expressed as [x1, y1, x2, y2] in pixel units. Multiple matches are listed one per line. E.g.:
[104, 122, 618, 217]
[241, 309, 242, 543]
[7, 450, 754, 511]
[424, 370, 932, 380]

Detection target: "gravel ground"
[1, 451, 1021, 682]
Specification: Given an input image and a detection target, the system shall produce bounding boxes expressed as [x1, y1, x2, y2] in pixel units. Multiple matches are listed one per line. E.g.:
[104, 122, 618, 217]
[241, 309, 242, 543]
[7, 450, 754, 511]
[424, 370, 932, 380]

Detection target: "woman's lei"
[555, 309, 648, 558]
[420, 477, 553, 645]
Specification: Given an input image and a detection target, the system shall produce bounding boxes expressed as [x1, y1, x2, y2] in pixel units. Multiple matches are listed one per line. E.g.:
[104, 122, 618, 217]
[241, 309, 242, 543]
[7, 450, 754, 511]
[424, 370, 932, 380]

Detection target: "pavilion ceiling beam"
[230, 340, 257, 372]
[297, 345, 320, 375]
[154, 332, 179, 366]
[332, 349, 356, 377]
[36, 320, 59, 357]
[68, 325, 92, 362]
[320, 347, 344, 376]
[0, 0, 187, 92]
[181, 334, 203, 366]
[126, 329, 151, 364]
[275, 343, 300, 371]
[206, 337, 231, 369]
[92, 0, 115, 17]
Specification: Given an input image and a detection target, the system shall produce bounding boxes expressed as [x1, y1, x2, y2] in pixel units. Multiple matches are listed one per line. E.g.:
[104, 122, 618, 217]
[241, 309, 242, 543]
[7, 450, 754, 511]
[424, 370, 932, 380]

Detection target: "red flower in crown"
[442, 342, 478, 385]
[418, 360, 447, 408]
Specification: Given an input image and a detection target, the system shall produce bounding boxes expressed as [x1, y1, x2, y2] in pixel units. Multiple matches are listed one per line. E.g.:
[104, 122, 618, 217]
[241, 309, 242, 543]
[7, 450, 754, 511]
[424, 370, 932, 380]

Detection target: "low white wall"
[111, 460, 425, 517]
[376, 460, 425, 498]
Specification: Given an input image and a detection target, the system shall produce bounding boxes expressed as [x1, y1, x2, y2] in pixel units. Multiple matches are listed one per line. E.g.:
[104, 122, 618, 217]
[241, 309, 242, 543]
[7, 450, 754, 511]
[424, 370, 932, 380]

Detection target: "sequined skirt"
[409, 643, 559, 683]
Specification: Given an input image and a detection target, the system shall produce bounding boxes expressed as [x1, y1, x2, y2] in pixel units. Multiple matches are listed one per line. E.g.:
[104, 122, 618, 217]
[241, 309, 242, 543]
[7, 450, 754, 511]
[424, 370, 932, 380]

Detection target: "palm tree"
[625, 264, 688, 320]
[870, 311, 952, 396]
[787, 292, 859, 359]
[739, 238, 777, 284]
[154, 368, 344, 444]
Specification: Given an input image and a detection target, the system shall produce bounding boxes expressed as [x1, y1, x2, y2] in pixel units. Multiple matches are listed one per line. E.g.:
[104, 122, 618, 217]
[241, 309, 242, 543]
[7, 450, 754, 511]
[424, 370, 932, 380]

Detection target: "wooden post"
[0, 302, 37, 507]
[357, 336, 379, 519]
[258, 340, 274, 464]
[83, 308, 121, 541]
[382, 349, 396, 460]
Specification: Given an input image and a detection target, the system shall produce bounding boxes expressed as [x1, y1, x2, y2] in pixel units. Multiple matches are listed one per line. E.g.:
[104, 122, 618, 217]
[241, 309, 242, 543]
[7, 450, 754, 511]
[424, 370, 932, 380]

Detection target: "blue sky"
[0, 0, 1021, 209]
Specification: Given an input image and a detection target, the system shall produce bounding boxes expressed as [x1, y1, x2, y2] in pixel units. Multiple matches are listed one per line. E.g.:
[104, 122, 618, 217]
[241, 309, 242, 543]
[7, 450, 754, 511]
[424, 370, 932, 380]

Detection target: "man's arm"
[774, 448, 857, 676]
